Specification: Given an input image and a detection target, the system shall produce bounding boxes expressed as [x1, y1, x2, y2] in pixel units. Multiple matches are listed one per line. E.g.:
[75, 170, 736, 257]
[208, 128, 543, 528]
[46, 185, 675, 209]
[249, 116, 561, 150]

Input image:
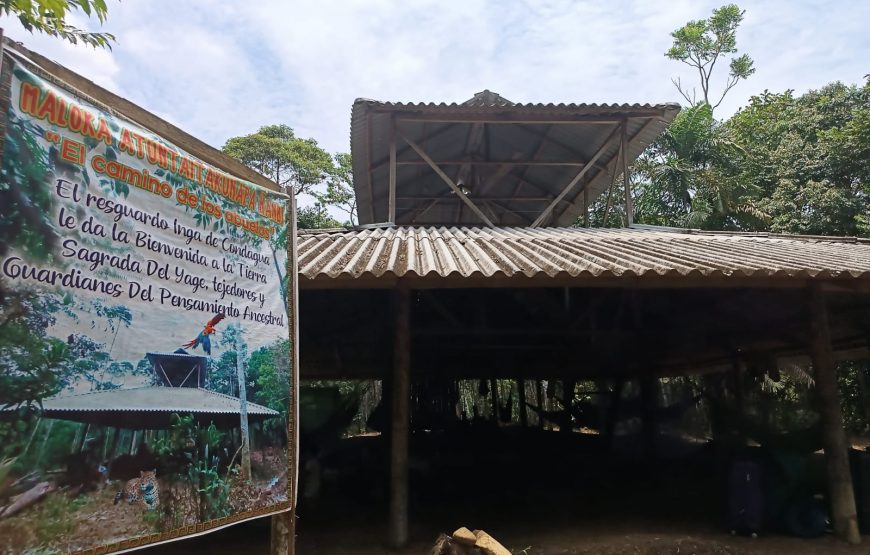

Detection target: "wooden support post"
[531, 125, 620, 228]
[388, 117, 397, 224]
[583, 187, 589, 228]
[490, 379, 499, 422]
[270, 512, 294, 555]
[809, 284, 861, 544]
[518, 379, 528, 427]
[621, 120, 632, 226]
[561, 379, 575, 434]
[397, 130, 495, 227]
[640, 375, 658, 459]
[536, 380, 545, 429]
[731, 357, 747, 445]
[389, 285, 412, 549]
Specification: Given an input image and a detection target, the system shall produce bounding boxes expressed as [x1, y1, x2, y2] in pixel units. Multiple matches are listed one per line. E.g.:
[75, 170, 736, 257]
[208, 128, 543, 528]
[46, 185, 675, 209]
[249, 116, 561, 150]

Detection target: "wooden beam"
[395, 160, 586, 167]
[370, 123, 453, 172]
[515, 124, 608, 173]
[270, 513, 294, 555]
[808, 283, 861, 544]
[531, 125, 621, 227]
[391, 113, 668, 124]
[518, 379, 529, 427]
[388, 117, 397, 224]
[552, 116, 661, 225]
[366, 111, 376, 222]
[398, 195, 553, 202]
[622, 121, 632, 227]
[389, 285, 412, 549]
[583, 188, 590, 228]
[397, 130, 495, 227]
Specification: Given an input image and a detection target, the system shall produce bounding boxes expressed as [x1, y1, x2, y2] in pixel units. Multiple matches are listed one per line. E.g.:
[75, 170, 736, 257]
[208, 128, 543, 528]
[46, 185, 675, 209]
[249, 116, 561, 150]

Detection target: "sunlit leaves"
[0, 0, 116, 49]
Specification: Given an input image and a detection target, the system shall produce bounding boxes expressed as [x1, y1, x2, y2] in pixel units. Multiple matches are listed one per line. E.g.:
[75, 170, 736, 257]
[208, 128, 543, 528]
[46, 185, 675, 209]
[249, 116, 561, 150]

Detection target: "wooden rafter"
[530, 125, 621, 228]
[397, 130, 495, 228]
[551, 116, 661, 225]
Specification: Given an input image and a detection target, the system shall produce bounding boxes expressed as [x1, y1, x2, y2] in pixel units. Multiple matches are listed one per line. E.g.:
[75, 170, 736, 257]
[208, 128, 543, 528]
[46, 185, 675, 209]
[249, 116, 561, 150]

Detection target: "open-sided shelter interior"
[296, 91, 870, 548]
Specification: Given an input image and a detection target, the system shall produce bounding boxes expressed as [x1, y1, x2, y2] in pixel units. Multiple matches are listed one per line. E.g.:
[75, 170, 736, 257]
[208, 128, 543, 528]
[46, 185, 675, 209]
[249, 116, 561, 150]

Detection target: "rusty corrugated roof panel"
[298, 226, 870, 284]
[350, 93, 680, 227]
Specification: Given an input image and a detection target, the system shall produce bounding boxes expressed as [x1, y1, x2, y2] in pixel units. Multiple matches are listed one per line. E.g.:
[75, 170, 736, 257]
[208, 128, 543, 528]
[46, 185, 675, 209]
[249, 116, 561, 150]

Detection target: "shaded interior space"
[283, 286, 870, 551]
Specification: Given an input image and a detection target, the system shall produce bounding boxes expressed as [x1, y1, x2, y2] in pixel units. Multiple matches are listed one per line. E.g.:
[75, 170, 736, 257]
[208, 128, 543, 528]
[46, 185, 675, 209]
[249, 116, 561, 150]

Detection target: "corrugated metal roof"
[32, 387, 279, 415]
[0, 387, 280, 428]
[351, 92, 680, 227]
[298, 226, 870, 285]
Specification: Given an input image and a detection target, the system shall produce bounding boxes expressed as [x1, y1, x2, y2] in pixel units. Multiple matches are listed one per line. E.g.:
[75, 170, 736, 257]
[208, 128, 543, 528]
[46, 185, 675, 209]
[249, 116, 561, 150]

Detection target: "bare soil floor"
[146, 430, 870, 555]
[146, 517, 869, 555]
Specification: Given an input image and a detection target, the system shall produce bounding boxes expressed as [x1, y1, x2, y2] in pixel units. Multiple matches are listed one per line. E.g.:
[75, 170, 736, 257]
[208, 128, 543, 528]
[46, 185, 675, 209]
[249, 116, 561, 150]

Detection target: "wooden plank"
[398, 131, 495, 227]
[531, 125, 621, 227]
[388, 117, 397, 224]
[808, 283, 861, 544]
[389, 285, 412, 549]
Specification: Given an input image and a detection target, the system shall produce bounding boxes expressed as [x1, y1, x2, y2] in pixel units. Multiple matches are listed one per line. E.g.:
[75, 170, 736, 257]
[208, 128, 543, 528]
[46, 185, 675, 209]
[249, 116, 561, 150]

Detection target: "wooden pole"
[490, 379, 499, 422]
[536, 380, 545, 429]
[389, 284, 412, 549]
[583, 188, 589, 228]
[518, 379, 528, 427]
[271, 512, 293, 555]
[388, 117, 397, 224]
[809, 284, 861, 544]
[855, 365, 870, 430]
[621, 120, 632, 227]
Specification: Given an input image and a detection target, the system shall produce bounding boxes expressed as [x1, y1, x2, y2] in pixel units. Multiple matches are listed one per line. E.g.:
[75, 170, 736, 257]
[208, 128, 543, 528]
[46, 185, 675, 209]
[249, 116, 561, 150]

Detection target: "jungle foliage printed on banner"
[0, 61, 291, 554]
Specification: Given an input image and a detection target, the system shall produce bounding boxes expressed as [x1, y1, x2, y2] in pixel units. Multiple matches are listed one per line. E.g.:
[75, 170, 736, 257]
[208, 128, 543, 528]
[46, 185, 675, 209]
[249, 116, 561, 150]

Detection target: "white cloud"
[2, 0, 868, 155]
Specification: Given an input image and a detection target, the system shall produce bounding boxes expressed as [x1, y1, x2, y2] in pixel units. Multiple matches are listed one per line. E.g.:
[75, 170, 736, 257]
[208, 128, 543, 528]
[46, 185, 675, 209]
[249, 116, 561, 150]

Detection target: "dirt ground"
[146, 429, 870, 554]
[145, 517, 869, 555]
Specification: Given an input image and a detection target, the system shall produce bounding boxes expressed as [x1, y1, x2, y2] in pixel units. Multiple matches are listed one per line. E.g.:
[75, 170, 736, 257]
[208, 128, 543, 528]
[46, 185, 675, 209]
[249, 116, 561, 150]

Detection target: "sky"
[1, 0, 867, 157]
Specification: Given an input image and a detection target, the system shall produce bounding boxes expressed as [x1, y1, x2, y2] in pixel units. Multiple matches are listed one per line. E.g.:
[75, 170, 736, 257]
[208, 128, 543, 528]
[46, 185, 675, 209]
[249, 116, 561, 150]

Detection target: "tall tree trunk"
[235, 340, 252, 480]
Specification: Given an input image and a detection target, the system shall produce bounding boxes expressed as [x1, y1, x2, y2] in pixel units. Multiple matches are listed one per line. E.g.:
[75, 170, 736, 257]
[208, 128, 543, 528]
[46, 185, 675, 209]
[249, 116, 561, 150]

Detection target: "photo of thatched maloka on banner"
[0, 60, 292, 554]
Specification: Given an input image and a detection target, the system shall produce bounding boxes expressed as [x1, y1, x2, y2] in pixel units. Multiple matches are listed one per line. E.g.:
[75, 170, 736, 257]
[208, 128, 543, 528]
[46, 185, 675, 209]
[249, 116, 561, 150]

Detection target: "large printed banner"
[0, 60, 292, 554]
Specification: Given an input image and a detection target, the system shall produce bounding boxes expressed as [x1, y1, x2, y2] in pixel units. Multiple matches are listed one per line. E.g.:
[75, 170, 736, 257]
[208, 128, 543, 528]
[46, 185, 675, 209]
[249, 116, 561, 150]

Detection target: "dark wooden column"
[270, 513, 293, 555]
[809, 284, 861, 544]
[518, 379, 528, 427]
[389, 284, 412, 549]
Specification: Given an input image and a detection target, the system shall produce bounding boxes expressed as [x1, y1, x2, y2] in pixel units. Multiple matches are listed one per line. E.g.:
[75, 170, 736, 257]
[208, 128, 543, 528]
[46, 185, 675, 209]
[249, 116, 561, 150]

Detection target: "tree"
[297, 205, 343, 230]
[725, 80, 870, 236]
[630, 103, 765, 229]
[666, 4, 755, 109]
[222, 124, 334, 197]
[219, 324, 251, 480]
[313, 153, 357, 226]
[0, 0, 116, 48]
